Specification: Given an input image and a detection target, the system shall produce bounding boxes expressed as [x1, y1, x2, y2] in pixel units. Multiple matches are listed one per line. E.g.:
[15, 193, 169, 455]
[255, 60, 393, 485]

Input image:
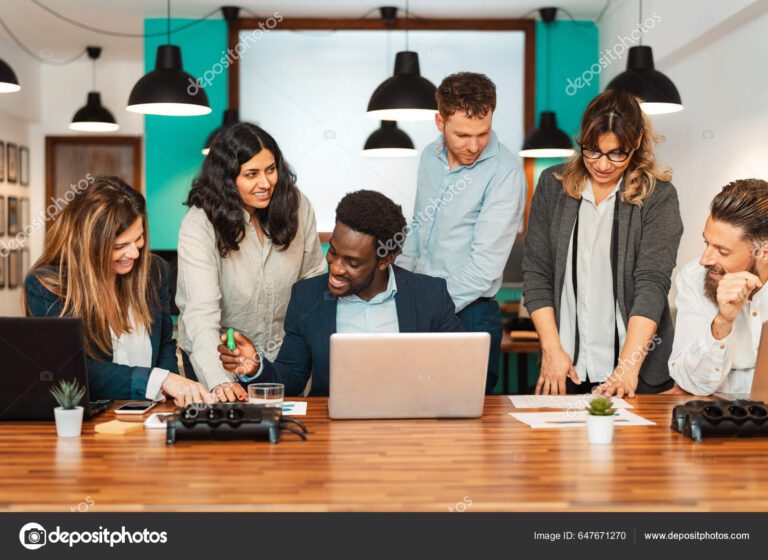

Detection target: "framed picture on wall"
[0, 253, 5, 289]
[20, 197, 29, 234]
[45, 136, 141, 231]
[7, 196, 19, 235]
[0, 195, 5, 235]
[20, 146, 29, 186]
[21, 248, 29, 279]
[8, 250, 19, 289]
[6, 142, 18, 184]
[0, 141, 5, 181]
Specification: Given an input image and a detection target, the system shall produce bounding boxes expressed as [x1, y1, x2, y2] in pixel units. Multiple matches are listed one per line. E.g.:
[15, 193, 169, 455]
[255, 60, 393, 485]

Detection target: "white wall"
[0, 39, 144, 316]
[239, 30, 526, 231]
[598, 0, 768, 301]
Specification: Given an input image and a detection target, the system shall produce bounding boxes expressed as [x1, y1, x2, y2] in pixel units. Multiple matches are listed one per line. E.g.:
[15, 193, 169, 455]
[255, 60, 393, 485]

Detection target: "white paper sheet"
[280, 401, 307, 416]
[509, 408, 655, 429]
[508, 395, 633, 409]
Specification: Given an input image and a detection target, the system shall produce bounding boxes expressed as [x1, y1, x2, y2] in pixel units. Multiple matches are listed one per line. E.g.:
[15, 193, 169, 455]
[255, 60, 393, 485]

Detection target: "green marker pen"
[227, 328, 236, 351]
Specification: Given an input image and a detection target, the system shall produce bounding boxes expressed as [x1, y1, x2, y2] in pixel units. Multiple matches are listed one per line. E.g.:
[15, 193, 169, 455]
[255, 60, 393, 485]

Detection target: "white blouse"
[559, 179, 628, 383]
[111, 319, 168, 401]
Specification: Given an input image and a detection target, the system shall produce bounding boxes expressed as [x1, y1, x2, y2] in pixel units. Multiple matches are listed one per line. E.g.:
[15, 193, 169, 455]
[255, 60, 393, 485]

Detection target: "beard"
[703, 258, 758, 304]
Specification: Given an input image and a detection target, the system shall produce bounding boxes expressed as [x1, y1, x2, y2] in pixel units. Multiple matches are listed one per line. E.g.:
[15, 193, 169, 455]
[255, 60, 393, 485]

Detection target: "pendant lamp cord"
[638, 0, 643, 46]
[167, 0, 171, 44]
[405, 0, 410, 51]
[546, 19, 551, 111]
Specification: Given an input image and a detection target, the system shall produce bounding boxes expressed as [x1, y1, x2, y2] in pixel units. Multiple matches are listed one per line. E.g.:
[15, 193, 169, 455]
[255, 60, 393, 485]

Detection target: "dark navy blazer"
[25, 256, 179, 400]
[252, 265, 464, 396]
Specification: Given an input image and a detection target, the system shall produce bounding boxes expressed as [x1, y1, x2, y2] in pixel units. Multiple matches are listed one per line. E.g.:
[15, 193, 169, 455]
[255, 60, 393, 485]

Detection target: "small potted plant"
[50, 379, 86, 437]
[586, 396, 616, 444]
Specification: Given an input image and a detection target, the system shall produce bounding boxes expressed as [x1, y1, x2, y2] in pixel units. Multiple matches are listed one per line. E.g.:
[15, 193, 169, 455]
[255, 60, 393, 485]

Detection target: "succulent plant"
[50, 379, 86, 410]
[586, 396, 616, 416]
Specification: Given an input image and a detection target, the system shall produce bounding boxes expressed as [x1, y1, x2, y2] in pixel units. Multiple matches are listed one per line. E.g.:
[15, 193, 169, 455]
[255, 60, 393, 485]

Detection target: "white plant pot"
[54, 407, 84, 437]
[587, 414, 614, 444]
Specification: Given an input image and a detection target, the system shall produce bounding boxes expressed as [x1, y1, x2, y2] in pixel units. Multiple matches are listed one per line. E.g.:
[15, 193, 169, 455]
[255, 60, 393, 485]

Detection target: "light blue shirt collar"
[434, 130, 500, 169]
[338, 265, 398, 305]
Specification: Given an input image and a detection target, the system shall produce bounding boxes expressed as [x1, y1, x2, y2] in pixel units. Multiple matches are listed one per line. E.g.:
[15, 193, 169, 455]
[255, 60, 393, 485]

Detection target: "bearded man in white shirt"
[670, 178, 768, 396]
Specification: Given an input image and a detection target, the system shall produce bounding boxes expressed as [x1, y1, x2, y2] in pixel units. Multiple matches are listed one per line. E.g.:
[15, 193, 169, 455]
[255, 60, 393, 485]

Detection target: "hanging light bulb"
[0, 58, 20, 93]
[70, 47, 119, 132]
[362, 121, 418, 158]
[605, 0, 683, 115]
[365, 4, 437, 121]
[127, 0, 211, 116]
[519, 8, 575, 158]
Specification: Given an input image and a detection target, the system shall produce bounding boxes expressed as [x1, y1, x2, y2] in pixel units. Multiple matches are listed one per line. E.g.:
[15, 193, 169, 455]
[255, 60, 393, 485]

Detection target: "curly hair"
[335, 190, 407, 258]
[436, 72, 497, 119]
[555, 89, 671, 206]
[186, 123, 300, 257]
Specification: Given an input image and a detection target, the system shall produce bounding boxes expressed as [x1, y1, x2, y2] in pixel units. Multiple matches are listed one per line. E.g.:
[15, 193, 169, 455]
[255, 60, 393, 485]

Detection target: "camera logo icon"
[19, 523, 47, 550]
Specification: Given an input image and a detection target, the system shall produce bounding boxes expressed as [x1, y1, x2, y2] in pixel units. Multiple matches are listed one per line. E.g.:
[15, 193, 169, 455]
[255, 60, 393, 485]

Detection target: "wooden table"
[1, 396, 767, 512]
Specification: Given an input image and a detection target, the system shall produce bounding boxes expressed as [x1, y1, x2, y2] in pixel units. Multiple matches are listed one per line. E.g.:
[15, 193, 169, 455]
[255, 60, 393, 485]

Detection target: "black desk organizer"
[671, 399, 768, 441]
[165, 403, 308, 444]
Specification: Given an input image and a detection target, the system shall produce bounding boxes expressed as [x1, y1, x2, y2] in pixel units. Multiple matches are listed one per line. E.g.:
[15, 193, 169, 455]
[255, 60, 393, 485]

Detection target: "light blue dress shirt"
[240, 266, 399, 382]
[336, 265, 399, 333]
[399, 131, 526, 312]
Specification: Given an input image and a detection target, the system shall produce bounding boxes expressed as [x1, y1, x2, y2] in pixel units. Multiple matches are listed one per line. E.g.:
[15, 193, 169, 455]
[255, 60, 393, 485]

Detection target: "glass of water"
[248, 383, 284, 407]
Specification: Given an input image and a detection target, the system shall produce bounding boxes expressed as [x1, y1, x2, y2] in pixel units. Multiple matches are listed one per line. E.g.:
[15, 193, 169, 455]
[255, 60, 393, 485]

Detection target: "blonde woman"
[523, 89, 683, 397]
[25, 177, 211, 405]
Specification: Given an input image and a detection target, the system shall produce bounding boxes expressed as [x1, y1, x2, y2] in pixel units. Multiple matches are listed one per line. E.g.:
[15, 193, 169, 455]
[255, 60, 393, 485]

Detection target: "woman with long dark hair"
[177, 123, 325, 401]
[523, 89, 683, 397]
[25, 177, 211, 405]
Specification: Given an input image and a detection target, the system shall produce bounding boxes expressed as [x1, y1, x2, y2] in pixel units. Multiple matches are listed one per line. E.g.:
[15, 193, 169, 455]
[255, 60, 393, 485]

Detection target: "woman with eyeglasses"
[522, 89, 683, 397]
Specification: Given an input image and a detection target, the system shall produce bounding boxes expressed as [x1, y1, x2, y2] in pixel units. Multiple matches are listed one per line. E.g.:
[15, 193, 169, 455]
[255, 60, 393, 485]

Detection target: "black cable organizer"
[165, 403, 308, 444]
[671, 399, 768, 441]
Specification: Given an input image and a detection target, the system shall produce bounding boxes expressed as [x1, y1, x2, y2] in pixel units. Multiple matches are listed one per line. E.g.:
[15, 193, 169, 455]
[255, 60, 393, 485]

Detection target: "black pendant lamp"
[362, 121, 418, 158]
[202, 109, 240, 155]
[70, 47, 119, 132]
[605, 0, 682, 114]
[365, 4, 437, 121]
[520, 8, 575, 158]
[127, 0, 211, 116]
[0, 58, 20, 93]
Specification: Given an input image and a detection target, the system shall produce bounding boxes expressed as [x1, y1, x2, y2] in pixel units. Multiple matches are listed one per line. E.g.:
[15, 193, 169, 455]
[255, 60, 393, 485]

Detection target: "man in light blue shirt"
[399, 72, 526, 393]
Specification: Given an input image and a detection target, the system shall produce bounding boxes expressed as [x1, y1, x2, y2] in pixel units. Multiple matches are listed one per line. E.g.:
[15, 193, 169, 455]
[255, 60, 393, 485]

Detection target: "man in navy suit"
[218, 190, 465, 397]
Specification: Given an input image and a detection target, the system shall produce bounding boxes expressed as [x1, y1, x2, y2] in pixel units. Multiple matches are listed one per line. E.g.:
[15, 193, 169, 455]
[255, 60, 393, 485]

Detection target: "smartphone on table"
[115, 401, 157, 415]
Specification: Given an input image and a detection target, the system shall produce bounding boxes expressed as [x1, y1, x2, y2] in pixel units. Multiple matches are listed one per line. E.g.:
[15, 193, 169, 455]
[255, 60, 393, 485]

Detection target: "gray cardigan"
[522, 164, 683, 387]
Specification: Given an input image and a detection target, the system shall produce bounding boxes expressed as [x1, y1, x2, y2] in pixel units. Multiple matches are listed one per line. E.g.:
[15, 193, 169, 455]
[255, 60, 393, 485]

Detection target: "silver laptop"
[328, 332, 490, 419]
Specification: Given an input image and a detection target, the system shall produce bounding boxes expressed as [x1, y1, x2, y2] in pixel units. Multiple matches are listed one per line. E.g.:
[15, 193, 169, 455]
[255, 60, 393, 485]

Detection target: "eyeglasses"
[580, 145, 633, 163]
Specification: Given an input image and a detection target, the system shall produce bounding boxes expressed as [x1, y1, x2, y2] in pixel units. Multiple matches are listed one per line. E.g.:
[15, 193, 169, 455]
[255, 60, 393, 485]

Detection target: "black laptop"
[0, 317, 111, 420]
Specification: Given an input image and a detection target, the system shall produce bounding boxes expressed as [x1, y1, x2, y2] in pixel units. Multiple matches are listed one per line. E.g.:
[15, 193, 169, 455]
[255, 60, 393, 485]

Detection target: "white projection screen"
[238, 29, 526, 232]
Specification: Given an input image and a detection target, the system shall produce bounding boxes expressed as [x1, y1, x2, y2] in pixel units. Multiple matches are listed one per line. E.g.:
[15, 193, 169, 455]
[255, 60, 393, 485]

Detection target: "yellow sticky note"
[94, 420, 144, 435]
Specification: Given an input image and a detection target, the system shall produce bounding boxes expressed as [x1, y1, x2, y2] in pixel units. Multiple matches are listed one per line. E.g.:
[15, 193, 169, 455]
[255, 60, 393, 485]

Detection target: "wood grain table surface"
[1, 395, 766, 512]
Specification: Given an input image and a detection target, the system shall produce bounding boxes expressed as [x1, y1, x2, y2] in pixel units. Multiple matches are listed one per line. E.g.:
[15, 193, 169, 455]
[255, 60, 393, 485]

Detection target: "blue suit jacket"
[25, 256, 179, 400]
[254, 265, 464, 396]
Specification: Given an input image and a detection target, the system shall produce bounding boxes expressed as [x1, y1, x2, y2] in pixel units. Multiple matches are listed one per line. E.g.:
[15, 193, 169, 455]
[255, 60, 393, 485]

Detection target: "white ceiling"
[0, 0, 612, 60]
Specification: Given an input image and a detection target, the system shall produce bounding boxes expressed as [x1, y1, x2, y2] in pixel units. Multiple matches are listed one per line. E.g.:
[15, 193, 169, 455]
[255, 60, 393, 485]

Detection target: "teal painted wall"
[144, 18, 227, 250]
[532, 20, 599, 184]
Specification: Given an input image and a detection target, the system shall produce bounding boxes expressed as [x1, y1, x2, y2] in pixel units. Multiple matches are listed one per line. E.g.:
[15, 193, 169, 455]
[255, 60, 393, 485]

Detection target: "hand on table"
[535, 345, 580, 395]
[161, 373, 212, 406]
